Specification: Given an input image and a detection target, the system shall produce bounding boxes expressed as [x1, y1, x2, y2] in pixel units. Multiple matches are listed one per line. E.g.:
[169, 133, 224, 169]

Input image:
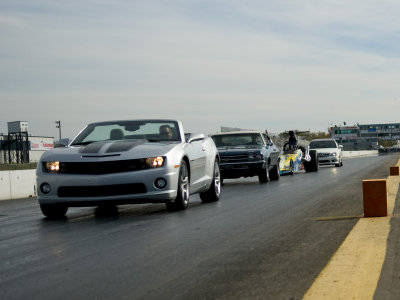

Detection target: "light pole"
[55, 120, 62, 140]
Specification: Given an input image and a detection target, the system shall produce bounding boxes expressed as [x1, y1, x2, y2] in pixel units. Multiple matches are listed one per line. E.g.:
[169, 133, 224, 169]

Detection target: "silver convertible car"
[36, 119, 221, 218]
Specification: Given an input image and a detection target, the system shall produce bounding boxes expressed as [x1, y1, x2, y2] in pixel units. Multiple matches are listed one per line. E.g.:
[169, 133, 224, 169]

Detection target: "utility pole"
[55, 120, 62, 140]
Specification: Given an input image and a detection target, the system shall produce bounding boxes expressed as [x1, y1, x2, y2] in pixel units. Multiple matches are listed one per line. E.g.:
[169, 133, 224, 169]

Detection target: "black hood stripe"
[80, 140, 147, 154]
[81, 141, 108, 153]
[106, 140, 146, 153]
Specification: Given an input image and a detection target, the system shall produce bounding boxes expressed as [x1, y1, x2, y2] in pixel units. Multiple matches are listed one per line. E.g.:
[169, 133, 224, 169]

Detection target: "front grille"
[52, 159, 147, 175]
[58, 183, 147, 197]
[318, 153, 329, 158]
[220, 154, 249, 163]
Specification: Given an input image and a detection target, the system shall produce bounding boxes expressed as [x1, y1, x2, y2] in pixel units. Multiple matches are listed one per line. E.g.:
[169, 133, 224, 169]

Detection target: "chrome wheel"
[200, 160, 221, 203]
[166, 160, 190, 211]
[213, 162, 221, 198]
[179, 162, 189, 206]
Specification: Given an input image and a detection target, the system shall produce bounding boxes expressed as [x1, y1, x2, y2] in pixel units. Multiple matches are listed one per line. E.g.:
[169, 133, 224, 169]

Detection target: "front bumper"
[318, 153, 340, 165]
[220, 161, 265, 178]
[36, 166, 179, 206]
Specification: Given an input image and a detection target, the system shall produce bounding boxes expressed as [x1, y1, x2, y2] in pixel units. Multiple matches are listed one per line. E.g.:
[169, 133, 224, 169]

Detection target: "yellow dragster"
[279, 143, 319, 175]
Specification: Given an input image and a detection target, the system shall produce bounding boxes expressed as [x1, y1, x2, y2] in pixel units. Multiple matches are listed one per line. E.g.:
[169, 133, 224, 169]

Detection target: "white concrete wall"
[0, 171, 12, 200]
[342, 150, 379, 157]
[0, 170, 36, 201]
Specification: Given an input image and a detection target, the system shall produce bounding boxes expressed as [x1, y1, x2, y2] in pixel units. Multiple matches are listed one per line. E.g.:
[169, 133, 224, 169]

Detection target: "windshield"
[71, 120, 181, 145]
[211, 134, 264, 148]
[309, 140, 337, 149]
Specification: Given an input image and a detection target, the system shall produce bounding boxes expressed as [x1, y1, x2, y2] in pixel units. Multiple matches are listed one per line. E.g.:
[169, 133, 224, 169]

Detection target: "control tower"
[6, 121, 29, 163]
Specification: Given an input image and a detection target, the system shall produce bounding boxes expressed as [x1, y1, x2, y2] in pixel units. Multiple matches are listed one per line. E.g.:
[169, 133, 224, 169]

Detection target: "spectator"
[288, 131, 297, 150]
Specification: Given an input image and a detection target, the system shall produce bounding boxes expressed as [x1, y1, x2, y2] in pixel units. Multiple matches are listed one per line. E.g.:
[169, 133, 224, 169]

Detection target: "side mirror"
[339, 145, 343, 148]
[56, 138, 70, 147]
[187, 133, 205, 143]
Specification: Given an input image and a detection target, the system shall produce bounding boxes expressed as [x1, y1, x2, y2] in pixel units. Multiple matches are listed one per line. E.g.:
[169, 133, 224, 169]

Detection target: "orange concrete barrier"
[362, 179, 387, 217]
[390, 166, 400, 176]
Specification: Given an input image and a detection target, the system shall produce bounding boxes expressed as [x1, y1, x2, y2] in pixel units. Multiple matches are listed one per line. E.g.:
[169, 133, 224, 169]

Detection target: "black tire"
[200, 160, 221, 203]
[166, 160, 190, 211]
[258, 164, 270, 183]
[304, 150, 319, 172]
[335, 157, 343, 167]
[40, 204, 68, 219]
[269, 162, 280, 181]
[289, 160, 294, 175]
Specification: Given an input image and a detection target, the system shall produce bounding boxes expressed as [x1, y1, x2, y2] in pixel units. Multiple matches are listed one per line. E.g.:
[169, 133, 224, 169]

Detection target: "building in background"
[359, 123, 400, 142]
[329, 125, 359, 143]
[0, 121, 54, 164]
[329, 122, 400, 150]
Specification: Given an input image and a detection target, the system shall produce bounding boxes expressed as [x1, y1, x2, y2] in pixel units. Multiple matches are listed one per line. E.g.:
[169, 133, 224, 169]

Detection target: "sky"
[1, 0, 400, 139]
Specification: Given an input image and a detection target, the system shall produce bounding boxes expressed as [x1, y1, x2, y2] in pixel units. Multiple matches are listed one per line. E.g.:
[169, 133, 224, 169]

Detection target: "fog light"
[40, 183, 51, 194]
[155, 178, 167, 189]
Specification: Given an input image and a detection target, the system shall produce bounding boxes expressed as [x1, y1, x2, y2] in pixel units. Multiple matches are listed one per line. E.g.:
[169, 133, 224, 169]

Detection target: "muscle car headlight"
[43, 161, 60, 172]
[248, 153, 263, 161]
[256, 154, 264, 160]
[146, 156, 165, 168]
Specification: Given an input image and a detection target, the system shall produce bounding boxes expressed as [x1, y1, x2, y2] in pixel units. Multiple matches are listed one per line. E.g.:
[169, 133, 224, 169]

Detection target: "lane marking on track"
[303, 160, 400, 300]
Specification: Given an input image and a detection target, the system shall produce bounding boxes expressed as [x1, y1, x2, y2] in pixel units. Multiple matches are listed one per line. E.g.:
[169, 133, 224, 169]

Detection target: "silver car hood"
[40, 140, 179, 162]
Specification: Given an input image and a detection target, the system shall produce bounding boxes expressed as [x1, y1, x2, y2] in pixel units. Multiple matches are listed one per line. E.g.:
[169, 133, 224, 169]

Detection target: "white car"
[36, 119, 221, 218]
[309, 139, 343, 167]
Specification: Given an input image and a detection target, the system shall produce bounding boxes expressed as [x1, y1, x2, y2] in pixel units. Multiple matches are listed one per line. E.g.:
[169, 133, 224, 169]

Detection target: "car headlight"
[331, 152, 337, 157]
[43, 161, 60, 172]
[146, 156, 165, 168]
[248, 153, 264, 161]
